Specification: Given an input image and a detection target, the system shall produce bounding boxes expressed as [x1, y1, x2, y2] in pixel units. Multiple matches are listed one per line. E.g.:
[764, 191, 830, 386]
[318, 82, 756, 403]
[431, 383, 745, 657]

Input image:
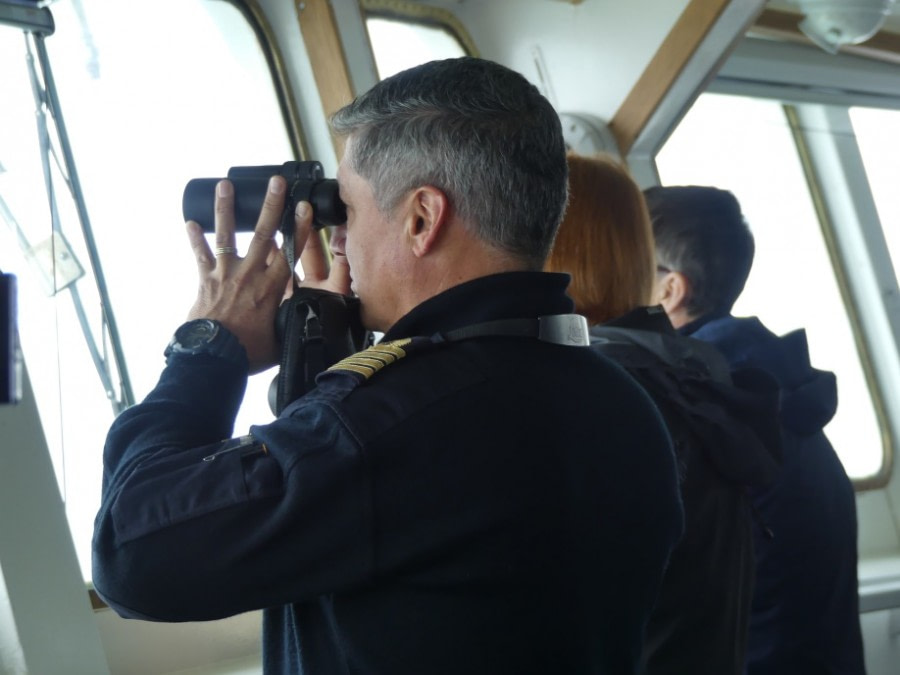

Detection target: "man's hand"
[185, 176, 305, 373]
[296, 207, 351, 296]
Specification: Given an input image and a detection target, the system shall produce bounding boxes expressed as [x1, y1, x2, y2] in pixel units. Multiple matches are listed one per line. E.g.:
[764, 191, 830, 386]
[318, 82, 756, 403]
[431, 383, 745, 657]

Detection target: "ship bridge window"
[656, 93, 882, 482]
[652, 38, 900, 488]
[362, 0, 474, 79]
[0, 0, 296, 580]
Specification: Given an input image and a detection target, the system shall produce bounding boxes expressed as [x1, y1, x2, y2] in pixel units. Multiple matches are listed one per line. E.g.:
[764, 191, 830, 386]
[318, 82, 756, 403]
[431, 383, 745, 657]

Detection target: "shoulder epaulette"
[326, 338, 413, 380]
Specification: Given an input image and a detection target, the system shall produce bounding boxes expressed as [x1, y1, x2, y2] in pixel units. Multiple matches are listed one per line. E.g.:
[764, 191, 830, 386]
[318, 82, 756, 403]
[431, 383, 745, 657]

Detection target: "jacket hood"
[687, 316, 837, 436]
[591, 310, 782, 487]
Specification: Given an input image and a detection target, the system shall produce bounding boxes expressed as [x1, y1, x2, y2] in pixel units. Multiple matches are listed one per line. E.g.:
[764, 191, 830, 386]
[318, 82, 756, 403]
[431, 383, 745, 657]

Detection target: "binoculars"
[182, 160, 346, 233]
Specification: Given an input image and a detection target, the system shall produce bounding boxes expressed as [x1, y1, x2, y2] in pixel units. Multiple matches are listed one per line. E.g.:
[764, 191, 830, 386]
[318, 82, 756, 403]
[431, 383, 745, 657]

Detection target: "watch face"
[176, 319, 219, 350]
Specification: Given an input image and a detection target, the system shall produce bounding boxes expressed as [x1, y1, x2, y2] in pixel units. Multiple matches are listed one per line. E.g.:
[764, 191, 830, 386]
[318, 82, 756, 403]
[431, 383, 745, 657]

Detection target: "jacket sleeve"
[92, 353, 372, 622]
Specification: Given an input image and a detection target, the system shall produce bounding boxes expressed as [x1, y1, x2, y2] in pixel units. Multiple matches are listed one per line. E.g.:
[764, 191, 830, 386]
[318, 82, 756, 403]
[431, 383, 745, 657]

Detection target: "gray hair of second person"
[644, 185, 755, 319]
[329, 57, 569, 269]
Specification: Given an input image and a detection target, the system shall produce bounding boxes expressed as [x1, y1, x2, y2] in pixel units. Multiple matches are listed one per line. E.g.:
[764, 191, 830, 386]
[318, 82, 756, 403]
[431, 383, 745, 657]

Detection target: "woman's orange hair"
[546, 152, 655, 325]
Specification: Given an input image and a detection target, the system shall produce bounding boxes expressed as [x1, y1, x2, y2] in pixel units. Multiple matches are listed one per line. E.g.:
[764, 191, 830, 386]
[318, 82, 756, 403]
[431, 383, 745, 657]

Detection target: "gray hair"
[644, 185, 755, 318]
[330, 57, 568, 269]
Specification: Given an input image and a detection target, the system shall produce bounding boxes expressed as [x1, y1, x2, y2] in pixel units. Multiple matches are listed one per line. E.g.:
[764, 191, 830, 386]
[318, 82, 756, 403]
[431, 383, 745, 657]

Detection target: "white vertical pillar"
[0, 362, 109, 674]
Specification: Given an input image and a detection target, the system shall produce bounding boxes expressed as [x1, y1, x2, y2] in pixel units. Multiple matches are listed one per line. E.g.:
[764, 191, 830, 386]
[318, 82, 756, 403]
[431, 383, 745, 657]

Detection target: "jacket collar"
[383, 272, 574, 341]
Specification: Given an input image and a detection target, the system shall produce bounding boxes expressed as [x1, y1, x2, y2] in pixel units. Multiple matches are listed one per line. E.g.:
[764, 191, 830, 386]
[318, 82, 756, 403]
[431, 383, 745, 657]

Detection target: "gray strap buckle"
[538, 314, 590, 346]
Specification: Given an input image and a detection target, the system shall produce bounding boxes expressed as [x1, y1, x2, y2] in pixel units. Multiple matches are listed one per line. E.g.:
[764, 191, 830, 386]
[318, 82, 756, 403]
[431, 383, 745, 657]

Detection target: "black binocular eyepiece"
[182, 160, 346, 233]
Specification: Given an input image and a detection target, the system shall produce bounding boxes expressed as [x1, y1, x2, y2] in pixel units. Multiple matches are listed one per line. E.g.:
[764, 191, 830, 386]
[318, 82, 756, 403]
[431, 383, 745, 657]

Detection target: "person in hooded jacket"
[645, 184, 866, 675]
[546, 153, 782, 675]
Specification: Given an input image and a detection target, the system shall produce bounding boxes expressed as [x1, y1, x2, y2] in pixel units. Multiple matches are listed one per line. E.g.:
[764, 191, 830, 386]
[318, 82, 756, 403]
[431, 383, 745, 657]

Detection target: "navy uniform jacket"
[686, 314, 865, 675]
[93, 271, 684, 674]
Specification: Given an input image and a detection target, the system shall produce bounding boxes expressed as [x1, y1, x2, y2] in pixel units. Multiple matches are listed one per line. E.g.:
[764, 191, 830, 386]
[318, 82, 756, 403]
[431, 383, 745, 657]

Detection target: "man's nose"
[329, 224, 347, 255]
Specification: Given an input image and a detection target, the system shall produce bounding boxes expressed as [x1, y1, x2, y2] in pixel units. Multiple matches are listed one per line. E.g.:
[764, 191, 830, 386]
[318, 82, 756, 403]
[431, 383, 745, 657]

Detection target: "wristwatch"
[164, 318, 247, 366]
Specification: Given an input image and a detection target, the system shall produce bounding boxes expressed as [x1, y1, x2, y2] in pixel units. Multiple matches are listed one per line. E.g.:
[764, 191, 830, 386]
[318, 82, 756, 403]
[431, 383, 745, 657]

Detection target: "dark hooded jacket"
[591, 306, 782, 675]
[687, 314, 865, 675]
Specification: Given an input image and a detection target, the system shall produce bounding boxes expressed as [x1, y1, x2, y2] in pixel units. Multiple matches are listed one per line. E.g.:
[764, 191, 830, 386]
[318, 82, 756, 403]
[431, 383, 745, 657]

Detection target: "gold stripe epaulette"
[326, 338, 413, 380]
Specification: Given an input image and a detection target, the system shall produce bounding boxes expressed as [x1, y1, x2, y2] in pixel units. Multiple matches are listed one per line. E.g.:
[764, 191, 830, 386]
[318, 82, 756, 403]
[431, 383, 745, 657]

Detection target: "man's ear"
[657, 270, 691, 317]
[405, 186, 449, 258]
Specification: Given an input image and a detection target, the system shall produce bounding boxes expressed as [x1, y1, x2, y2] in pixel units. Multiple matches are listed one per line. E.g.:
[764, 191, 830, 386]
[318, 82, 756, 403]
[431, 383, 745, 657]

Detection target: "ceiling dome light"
[793, 0, 897, 53]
